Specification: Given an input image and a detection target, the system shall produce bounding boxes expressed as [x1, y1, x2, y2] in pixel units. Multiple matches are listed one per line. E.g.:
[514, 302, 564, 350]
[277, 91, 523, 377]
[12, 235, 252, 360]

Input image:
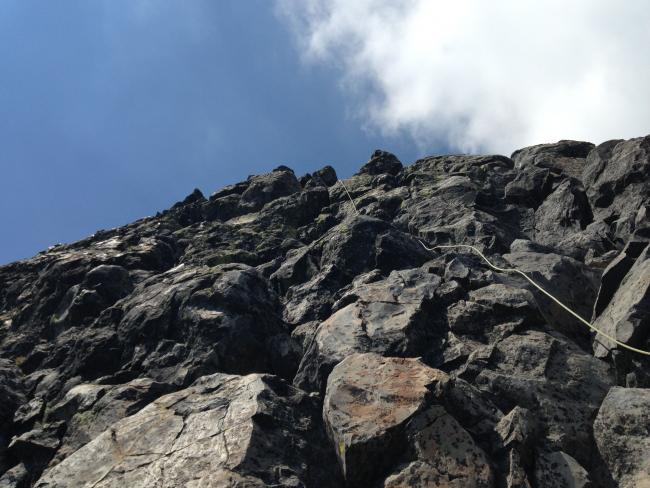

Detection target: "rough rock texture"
[592, 243, 650, 361]
[594, 387, 650, 488]
[35, 373, 340, 488]
[1, 137, 650, 486]
[324, 353, 492, 487]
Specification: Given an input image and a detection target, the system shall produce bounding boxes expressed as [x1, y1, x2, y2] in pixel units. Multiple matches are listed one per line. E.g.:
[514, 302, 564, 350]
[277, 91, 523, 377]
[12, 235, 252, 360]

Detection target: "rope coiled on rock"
[336, 178, 650, 357]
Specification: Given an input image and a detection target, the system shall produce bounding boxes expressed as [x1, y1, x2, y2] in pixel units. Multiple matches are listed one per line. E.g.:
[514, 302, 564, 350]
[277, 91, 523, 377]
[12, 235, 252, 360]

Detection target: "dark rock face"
[592, 243, 650, 361]
[1, 136, 650, 486]
[583, 136, 650, 243]
[512, 139, 594, 180]
[358, 149, 403, 176]
[294, 268, 441, 394]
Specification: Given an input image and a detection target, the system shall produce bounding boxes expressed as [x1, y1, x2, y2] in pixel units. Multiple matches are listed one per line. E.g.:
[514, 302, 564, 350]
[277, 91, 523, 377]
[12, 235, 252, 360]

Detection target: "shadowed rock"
[358, 150, 403, 176]
[592, 243, 650, 358]
[512, 140, 594, 180]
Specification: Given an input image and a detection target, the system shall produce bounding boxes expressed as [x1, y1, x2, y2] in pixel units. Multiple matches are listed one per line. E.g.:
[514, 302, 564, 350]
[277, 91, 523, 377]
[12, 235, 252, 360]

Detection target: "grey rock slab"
[47, 378, 171, 465]
[592, 243, 650, 358]
[503, 250, 599, 339]
[35, 373, 340, 488]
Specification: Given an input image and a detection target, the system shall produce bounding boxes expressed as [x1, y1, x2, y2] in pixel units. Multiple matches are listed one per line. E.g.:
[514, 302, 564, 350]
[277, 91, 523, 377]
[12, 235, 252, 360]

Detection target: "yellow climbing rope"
[336, 178, 650, 356]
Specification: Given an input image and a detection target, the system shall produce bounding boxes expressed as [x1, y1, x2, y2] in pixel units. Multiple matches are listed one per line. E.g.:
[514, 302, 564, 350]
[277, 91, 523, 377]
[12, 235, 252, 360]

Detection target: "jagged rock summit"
[1, 136, 650, 487]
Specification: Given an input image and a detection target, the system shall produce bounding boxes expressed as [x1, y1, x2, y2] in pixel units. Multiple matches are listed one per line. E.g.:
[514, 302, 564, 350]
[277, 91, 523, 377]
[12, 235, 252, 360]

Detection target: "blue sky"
[0, 1, 430, 264]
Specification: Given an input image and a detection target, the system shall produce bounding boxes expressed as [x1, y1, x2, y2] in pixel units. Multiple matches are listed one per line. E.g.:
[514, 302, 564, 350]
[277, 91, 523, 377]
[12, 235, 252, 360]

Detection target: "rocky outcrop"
[1, 137, 649, 486]
[511, 139, 594, 180]
[583, 136, 650, 243]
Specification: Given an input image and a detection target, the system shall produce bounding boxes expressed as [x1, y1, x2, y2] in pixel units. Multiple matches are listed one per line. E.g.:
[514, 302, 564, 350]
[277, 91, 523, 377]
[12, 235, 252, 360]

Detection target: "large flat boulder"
[34, 373, 340, 488]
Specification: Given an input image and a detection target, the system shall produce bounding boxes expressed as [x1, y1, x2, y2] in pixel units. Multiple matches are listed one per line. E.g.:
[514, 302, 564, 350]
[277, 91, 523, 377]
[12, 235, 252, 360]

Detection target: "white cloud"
[276, 0, 650, 154]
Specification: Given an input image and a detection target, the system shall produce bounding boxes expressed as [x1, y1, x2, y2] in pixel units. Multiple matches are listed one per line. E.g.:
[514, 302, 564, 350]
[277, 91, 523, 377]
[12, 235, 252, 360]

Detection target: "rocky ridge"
[0, 139, 649, 487]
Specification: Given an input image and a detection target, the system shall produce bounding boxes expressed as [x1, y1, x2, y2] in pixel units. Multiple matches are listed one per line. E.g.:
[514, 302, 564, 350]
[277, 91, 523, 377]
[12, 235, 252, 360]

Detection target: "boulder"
[163, 188, 206, 225]
[504, 166, 555, 208]
[447, 283, 542, 338]
[594, 387, 650, 488]
[592, 243, 650, 358]
[582, 136, 650, 242]
[511, 140, 594, 180]
[34, 373, 341, 488]
[533, 450, 591, 488]
[593, 240, 648, 318]
[0, 463, 28, 488]
[240, 167, 301, 211]
[8, 421, 65, 475]
[258, 186, 330, 228]
[312, 165, 338, 187]
[495, 406, 539, 453]
[294, 268, 441, 393]
[357, 150, 403, 176]
[324, 353, 492, 487]
[203, 168, 302, 222]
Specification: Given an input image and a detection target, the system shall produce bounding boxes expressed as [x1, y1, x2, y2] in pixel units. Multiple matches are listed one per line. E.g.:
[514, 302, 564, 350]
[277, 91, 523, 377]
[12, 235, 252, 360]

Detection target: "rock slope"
[1, 138, 650, 487]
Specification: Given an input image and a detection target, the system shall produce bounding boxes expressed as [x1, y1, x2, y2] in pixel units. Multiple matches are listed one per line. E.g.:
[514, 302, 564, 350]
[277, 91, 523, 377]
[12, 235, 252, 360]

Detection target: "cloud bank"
[276, 0, 650, 154]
